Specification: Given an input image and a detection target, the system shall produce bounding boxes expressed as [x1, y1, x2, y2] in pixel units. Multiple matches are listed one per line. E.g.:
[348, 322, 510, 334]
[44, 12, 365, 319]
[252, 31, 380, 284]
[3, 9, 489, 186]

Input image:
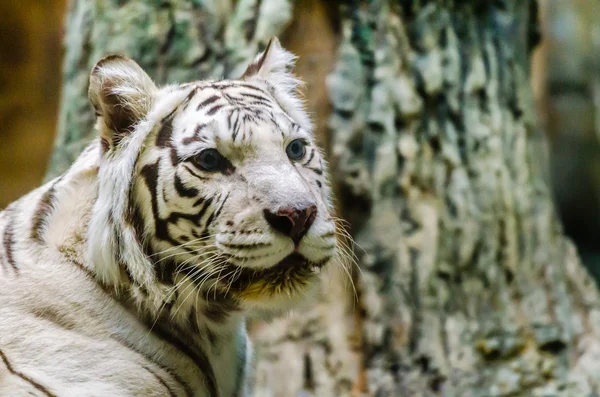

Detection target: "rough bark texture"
[51, 0, 600, 396]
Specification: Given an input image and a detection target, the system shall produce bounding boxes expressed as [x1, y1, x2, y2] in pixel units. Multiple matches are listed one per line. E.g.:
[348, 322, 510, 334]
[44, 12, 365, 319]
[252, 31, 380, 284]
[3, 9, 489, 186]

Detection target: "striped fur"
[0, 38, 336, 396]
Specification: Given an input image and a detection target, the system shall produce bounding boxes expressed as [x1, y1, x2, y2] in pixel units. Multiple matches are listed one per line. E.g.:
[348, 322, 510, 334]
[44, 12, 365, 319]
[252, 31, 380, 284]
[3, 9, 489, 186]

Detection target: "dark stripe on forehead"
[0, 349, 57, 396]
[180, 86, 200, 112]
[2, 207, 18, 275]
[231, 111, 242, 142]
[213, 82, 270, 95]
[155, 87, 198, 149]
[206, 104, 224, 116]
[182, 123, 209, 146]
[226, 93, 273, 108]
[197, 95, 220, 111]
[237, 92, 271, 103]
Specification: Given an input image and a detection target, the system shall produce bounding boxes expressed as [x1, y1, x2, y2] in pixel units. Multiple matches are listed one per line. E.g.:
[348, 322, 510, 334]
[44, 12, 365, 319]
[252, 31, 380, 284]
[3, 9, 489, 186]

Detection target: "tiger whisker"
[149, 234, 218, 258]
[149, 250, 225, 329]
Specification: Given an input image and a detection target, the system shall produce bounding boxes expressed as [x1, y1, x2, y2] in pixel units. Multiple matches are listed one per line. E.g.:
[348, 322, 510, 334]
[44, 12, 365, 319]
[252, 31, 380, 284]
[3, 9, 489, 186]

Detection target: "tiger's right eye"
[193, 149, 224, 172]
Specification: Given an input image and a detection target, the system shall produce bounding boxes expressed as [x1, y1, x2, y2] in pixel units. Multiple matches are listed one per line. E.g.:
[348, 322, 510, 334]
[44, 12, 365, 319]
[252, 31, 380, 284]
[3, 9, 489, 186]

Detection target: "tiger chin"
[0, 38, 337, 397]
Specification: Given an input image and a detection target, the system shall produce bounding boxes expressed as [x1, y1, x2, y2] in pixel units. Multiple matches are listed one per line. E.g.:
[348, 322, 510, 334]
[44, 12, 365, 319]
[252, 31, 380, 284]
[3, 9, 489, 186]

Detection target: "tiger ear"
[89, 55, 157, 149]
[241, 38, 311, 129]
[241, 37, 300, 91]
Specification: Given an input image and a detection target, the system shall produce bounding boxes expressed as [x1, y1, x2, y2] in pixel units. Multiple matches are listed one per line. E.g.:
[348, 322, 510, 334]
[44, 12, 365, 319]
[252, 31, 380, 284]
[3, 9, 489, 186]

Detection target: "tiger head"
[86, 39, 338, 314]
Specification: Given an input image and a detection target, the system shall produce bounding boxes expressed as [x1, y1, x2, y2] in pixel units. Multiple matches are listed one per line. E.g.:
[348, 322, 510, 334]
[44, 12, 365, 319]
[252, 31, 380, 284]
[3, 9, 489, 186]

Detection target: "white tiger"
[0, 38, 337, 396]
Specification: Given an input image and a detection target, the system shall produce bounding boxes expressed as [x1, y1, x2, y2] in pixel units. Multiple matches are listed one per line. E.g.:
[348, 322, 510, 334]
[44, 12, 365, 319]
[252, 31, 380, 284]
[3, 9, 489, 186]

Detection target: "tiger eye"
[286, 139, 306, 161]
[193, 149, 224, 172]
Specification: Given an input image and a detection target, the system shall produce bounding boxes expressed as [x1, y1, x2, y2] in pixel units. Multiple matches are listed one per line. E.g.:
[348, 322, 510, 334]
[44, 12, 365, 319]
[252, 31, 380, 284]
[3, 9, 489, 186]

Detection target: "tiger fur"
[0, 38, 337, 396]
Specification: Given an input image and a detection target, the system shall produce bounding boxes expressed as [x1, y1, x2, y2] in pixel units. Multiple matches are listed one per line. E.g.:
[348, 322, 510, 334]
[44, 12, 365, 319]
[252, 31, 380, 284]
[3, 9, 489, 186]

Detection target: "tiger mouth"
[220, 253, 329, 294]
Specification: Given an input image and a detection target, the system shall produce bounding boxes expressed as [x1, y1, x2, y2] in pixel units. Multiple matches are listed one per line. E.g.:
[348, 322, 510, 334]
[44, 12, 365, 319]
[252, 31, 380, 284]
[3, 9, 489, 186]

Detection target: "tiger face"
[87, 39, 336, 313]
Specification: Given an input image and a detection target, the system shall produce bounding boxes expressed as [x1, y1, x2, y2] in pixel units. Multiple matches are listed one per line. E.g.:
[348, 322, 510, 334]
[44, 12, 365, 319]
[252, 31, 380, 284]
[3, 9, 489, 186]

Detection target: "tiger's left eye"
[286, 139, 306, 160]
[193, 149, 224, 172]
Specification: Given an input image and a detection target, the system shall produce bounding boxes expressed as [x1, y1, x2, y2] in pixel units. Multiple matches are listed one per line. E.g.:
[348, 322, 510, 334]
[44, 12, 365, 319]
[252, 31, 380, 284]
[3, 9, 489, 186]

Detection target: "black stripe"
[305, 166, 323, 175]
[0, 348, 57, 397]
[215, 82, 270, 95]
[182, 123, 208, 145]
[31, 178, 61, 243]
[200, 193, 229, 239]
[188, 307, 201, 334]
[193, 198, 214, 226]
[181, 86, 199, 111]
[65, 256, 111, 292]
[65, 258, 194, 396]
[182, 165, 209, 181]
[227, 112, 234, 130]
[224, 94, 271, 108]
[206, 104, 224, 116]
[143, 365, 180, 397]
[174, 173, 199, 198]
[143, 160, 215, 245]
[197, 95, 220, 110]
[110, 335, 193, 397]
[150, 323, 219, 397]
[201, 209, 217, 237]
[61, 257, 197, 396]
[211, 192, 229, 221]
[156, 116, 174, 148]
[2, 207, 18, 274]
[220, 242, 270, 249]
[231, 111, 241, 142]
[141, 161, 170, 243]
[192, 197, 205, 207]
[302, 149, 315, 166]
[0, 252, 7, 276]
[233, 92, 271, 103]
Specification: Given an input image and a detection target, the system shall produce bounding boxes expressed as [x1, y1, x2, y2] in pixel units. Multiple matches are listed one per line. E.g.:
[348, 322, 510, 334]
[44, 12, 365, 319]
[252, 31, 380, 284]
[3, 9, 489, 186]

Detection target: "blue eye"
[286, 139, 306, 160]
[193, 149, 223, 171]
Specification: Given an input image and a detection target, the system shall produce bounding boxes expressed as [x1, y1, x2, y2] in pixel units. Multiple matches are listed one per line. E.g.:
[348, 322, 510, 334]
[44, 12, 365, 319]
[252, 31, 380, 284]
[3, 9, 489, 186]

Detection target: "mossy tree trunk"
[51, 0, 600, 396]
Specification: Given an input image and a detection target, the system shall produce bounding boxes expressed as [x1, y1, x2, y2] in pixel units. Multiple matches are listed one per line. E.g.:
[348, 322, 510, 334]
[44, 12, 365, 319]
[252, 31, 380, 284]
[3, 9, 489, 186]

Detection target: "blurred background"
[1, 0, 600, 276]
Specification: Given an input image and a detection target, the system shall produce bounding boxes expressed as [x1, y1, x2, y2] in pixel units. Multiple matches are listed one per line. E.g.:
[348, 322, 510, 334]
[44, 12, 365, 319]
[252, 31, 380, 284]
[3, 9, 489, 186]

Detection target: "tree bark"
[51, 0, 600, 396]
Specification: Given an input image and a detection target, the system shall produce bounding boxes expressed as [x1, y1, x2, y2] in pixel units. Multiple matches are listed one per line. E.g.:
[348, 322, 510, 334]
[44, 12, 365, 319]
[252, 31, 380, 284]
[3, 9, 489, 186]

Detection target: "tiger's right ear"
[89, 55, 157, 150]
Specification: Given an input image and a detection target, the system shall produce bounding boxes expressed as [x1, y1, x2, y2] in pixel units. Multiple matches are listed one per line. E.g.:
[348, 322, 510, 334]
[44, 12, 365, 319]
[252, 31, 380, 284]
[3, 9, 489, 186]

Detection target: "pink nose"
[263, 205, 318, 244]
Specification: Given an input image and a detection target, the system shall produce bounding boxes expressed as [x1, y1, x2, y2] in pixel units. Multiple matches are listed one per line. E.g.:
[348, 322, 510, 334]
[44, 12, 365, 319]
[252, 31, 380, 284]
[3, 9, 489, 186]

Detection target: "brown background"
[0, 0, 66, 208]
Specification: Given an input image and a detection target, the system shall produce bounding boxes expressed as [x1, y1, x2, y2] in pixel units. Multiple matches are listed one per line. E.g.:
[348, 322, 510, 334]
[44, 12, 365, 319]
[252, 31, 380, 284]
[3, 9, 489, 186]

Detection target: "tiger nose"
[263, 205, 318, 244]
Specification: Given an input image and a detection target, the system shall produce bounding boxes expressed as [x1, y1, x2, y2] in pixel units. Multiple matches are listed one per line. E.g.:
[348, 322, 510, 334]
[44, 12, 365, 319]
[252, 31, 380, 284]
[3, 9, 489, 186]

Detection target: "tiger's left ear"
[89, 55, 157, 150]
[241, 38, 311, 129]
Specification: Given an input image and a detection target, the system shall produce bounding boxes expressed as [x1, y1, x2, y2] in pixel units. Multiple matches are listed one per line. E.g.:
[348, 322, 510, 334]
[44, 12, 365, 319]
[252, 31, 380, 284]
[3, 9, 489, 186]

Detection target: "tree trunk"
[50, 0, 600, 396]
